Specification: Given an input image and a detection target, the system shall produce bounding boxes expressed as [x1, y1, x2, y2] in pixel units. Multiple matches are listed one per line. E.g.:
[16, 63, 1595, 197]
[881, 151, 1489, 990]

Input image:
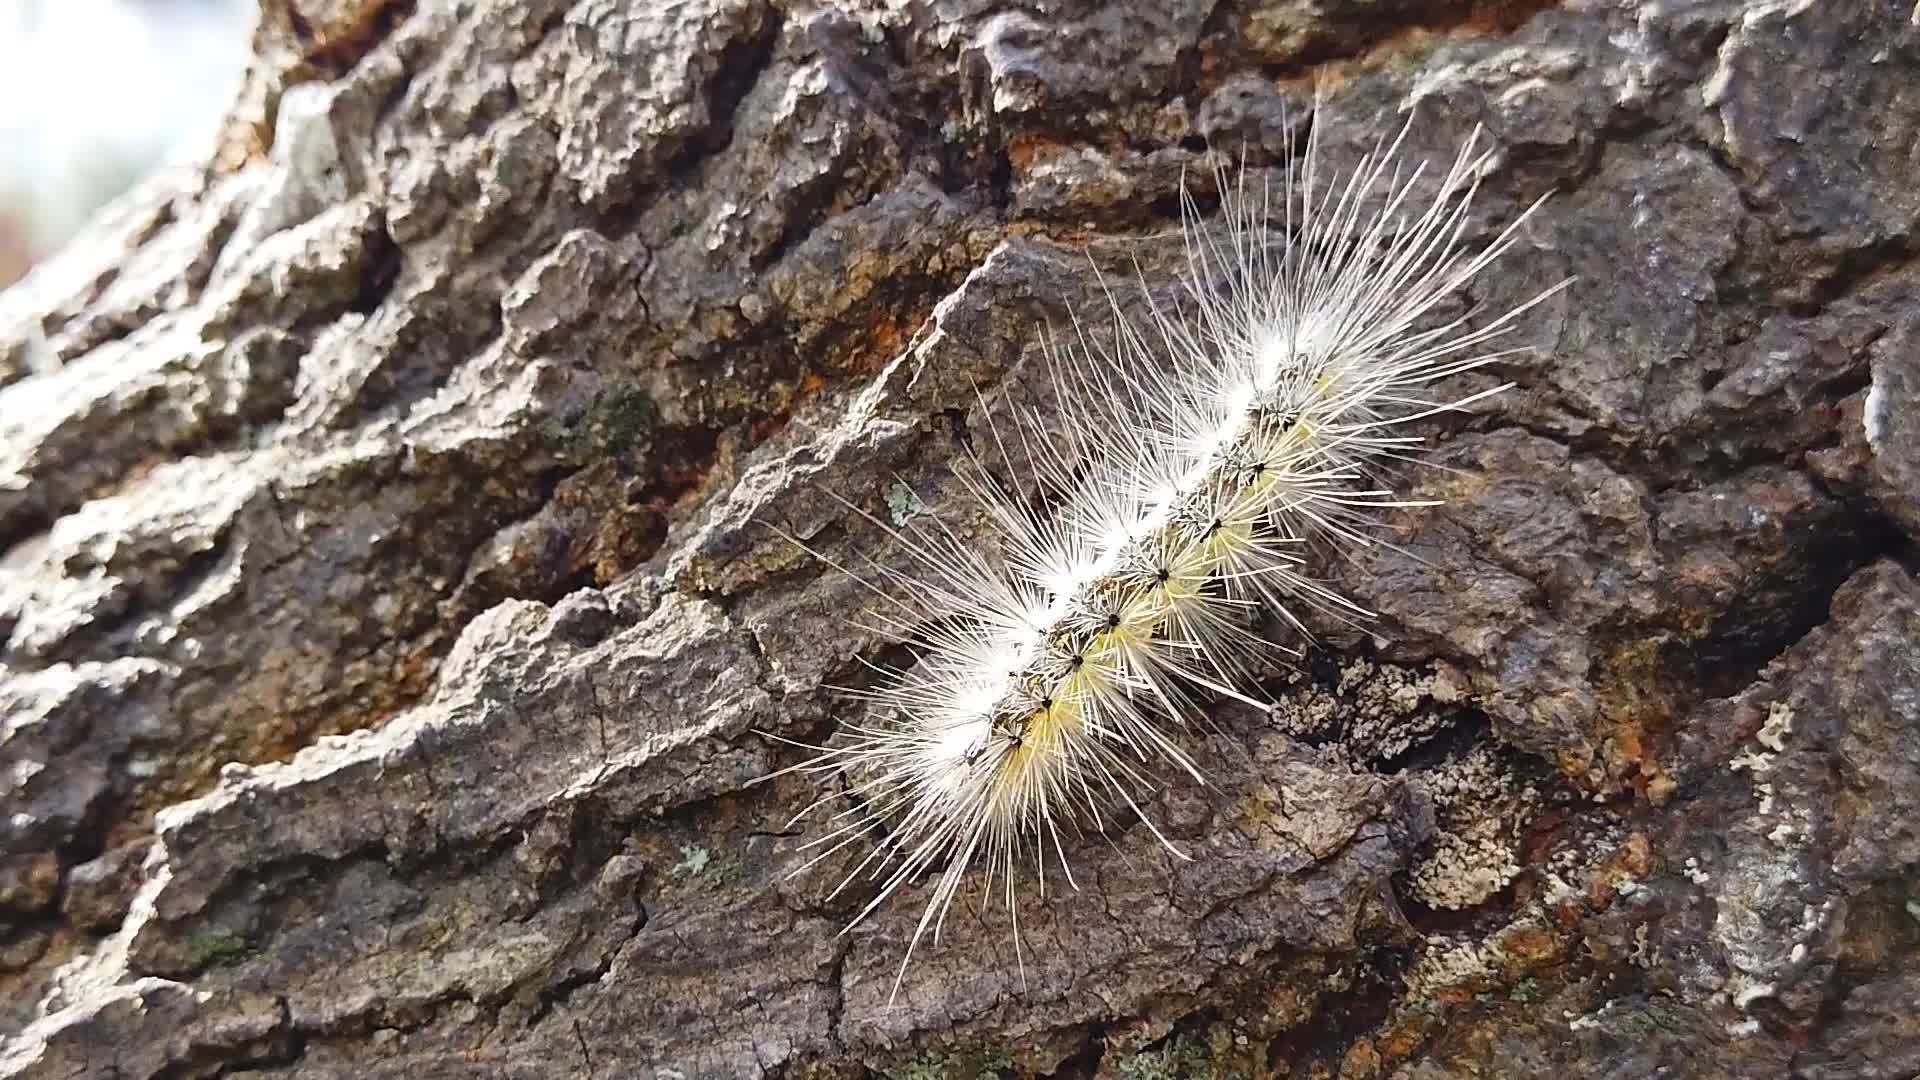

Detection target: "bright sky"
[0, 0, 254, 254]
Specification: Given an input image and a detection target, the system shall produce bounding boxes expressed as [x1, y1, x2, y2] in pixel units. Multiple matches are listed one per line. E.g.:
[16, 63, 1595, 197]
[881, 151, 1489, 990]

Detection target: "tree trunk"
[2, 0, 1917, 1076]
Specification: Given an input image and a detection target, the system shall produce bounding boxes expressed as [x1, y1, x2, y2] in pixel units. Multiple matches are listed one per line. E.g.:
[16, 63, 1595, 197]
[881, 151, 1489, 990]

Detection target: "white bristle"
[764, 112, 1569, 1004]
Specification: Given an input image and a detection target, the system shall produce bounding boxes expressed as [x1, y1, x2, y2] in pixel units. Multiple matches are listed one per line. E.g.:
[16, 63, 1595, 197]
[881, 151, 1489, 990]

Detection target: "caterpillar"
[767, 115, 1568, 1002]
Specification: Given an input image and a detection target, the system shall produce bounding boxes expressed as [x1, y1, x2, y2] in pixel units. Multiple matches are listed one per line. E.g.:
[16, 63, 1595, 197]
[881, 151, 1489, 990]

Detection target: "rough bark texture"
[0, 0, 1916, 1076]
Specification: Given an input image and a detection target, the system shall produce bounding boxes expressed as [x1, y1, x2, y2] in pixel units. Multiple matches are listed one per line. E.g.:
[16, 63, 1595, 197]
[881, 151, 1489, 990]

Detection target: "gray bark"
[1, 0, 1917, 1076]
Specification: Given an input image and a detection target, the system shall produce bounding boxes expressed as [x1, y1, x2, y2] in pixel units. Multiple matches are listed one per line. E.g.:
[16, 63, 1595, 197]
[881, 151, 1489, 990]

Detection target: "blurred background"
[0, 0, 256, 289]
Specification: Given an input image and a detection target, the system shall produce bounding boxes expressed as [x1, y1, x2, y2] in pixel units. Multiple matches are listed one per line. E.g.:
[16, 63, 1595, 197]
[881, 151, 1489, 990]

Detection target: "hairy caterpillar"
[768, 116, 1567, 1001]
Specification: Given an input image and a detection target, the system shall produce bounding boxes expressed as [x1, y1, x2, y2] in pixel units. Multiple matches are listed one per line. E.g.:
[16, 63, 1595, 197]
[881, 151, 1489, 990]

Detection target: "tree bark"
[1, 0, 1917, 1076]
